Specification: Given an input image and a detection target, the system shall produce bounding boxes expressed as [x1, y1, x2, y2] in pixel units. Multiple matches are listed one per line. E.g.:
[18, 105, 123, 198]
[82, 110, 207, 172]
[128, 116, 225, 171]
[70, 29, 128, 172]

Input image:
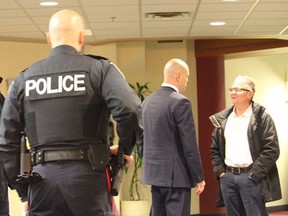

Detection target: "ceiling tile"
[0, 0, 286, 44]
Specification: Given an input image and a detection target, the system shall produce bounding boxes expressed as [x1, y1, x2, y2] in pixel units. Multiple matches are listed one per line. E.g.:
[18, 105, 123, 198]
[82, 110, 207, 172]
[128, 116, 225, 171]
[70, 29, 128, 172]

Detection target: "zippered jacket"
[210, 102, 282, 207]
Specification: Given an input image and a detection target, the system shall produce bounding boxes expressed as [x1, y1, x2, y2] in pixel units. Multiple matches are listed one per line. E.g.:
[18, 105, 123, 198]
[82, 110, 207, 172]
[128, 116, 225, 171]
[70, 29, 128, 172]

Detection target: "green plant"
[128, 82, 151, 201]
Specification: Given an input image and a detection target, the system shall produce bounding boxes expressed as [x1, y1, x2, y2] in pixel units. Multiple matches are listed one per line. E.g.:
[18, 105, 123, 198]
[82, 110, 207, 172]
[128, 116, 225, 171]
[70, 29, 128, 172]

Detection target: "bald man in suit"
[141, 58, 205, 216]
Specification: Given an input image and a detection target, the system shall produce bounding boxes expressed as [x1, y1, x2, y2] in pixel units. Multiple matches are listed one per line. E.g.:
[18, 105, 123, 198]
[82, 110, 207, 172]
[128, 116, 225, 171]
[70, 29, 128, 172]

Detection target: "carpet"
[269, 212, 288, 215]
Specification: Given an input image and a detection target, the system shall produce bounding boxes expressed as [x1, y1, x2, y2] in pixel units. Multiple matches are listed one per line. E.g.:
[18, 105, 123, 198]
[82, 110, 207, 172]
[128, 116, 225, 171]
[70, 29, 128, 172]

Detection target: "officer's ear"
[46, 32, 51, 45]
[78, 32, 84, 47]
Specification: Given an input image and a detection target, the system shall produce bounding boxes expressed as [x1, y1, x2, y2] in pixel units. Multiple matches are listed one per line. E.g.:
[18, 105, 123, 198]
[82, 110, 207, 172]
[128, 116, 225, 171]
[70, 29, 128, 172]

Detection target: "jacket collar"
[161, 83, 179, 92]
[49, 45, 79, 57]
[210, 101, 266, 127]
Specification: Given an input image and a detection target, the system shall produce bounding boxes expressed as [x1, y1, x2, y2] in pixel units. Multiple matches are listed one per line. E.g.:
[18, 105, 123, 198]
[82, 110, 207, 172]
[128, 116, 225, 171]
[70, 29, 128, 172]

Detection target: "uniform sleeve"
[174, 97, 204, 185]
[100, 63, 142, 155]
[0, 76, 27, 200]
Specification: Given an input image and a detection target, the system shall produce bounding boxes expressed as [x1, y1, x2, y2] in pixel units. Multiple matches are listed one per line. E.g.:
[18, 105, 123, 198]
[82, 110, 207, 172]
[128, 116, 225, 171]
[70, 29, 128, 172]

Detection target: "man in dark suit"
[141, 58, 205, 216]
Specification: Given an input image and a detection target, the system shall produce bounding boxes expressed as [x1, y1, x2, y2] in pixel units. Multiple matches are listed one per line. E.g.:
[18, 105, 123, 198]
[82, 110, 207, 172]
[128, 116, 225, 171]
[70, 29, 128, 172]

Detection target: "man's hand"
[22, 201, 29, 215]
[195, 180, 205, 195]
[109, 145, 134, 166]
[219, 172, 225, 178]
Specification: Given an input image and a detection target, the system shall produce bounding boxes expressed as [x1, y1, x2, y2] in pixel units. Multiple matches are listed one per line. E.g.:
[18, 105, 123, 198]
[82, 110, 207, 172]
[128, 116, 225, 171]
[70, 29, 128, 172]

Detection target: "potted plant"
[128, 82, 150, 201]
[120, 82, 151, 216]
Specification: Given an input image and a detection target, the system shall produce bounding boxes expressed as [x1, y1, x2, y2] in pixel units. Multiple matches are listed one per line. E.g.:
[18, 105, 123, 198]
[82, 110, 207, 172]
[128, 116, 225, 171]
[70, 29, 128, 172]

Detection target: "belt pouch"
[88, 144, 110, 170]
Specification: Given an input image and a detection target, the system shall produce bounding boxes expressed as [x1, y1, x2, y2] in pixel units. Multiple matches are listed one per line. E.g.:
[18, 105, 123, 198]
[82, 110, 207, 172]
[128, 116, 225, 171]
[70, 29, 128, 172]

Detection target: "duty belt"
[226, 165, 252, 175]
[30, 149, 89, 166]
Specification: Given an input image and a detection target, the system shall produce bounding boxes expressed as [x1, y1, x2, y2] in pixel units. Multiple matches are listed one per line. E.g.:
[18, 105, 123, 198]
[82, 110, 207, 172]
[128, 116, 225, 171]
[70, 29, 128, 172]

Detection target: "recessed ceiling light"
[210, 21, 226, 26]
[40, 2, 58, 6]
[222, 0, 238, 2]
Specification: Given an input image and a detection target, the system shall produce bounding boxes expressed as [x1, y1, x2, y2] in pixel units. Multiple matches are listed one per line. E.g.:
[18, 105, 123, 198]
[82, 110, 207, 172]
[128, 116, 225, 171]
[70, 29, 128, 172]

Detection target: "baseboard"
[267, 204, 288, 213]
[191, 204, 288, 216]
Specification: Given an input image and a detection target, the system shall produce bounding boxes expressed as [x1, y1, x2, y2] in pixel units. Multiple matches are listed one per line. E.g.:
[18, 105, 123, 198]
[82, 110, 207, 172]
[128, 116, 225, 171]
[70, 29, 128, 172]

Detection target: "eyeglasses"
[228, 88, 251, 94]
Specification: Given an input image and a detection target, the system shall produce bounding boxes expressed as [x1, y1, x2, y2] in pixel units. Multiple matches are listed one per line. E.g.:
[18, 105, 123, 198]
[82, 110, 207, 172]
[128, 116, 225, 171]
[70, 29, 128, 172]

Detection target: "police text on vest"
[26, 74, 86, 97]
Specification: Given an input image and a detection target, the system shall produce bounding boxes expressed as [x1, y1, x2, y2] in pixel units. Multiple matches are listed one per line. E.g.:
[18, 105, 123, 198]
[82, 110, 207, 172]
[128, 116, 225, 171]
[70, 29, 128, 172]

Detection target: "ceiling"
[0, 0, 288, 45]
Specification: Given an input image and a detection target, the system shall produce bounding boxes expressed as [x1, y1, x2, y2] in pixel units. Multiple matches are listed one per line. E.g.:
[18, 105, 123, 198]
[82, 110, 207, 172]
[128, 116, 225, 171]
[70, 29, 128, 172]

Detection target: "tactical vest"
[23, 54, 110, 149]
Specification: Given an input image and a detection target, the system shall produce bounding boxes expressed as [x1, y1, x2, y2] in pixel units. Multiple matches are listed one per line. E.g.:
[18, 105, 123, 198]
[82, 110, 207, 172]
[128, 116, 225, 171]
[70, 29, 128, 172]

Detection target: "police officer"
[0, 76, 9, 216]
[0, 9, 141, 216]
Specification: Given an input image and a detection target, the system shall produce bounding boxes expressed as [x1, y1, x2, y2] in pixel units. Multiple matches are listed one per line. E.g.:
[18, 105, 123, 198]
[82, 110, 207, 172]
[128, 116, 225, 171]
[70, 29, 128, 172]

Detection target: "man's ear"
[248, 91, 254, 99]
[176, 73, 181, 82]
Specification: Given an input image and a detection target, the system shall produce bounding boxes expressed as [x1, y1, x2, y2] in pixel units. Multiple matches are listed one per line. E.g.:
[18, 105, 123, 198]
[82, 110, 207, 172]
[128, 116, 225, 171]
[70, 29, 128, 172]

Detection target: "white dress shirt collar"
[161, 83, 179, 93]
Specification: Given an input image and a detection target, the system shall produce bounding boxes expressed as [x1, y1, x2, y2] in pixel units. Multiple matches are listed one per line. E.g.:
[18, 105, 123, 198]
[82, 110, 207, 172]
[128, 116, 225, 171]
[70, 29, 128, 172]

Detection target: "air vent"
[157, 40, 183, 43]
[145, 12, 191, 20]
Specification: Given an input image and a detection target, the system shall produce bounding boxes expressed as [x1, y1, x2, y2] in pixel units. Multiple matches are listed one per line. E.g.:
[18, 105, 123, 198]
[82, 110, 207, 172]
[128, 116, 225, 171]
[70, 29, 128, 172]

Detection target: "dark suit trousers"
[151, 186, 191, 216]
[0, 189, 9, 216]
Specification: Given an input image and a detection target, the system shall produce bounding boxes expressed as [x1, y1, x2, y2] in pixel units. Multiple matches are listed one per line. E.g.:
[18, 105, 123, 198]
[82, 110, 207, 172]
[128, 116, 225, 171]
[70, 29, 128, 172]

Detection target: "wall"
[0, 41, 50, 216]
[0, 41, 50, 95]
[225, 52, 288, 208]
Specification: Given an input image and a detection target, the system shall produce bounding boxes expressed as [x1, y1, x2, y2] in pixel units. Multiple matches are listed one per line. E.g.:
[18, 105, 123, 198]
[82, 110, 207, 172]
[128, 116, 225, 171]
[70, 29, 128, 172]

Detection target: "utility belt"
[226, 165, 253, 175]
[30, 144, 110, 170]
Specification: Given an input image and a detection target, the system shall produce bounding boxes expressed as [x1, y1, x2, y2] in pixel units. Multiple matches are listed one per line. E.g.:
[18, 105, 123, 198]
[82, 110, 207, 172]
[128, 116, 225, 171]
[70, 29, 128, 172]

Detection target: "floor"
[269, 212, 288, 216]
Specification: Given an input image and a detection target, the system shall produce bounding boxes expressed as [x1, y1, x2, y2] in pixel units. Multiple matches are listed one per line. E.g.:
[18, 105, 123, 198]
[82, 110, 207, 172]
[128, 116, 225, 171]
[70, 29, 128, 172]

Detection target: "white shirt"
[161, 83, 179, 93]
[224, 105, 253, 167]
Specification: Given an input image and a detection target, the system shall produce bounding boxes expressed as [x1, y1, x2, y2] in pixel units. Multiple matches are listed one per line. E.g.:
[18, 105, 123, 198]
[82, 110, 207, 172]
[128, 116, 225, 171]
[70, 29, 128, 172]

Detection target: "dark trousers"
[220, 172, 268, 216]
[28, 161, 114, 216]
[0, 188, 9, 216]
[151, 185, 191, 216]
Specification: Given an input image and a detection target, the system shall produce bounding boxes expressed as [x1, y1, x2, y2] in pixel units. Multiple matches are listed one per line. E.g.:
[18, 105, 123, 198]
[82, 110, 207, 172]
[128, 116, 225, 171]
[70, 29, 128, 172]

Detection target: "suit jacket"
[141, 86, 204, 188]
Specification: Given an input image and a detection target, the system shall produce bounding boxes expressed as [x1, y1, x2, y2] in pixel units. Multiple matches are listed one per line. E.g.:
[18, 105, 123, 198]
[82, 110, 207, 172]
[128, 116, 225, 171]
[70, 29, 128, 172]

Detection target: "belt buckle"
[232, 167, 241, 175]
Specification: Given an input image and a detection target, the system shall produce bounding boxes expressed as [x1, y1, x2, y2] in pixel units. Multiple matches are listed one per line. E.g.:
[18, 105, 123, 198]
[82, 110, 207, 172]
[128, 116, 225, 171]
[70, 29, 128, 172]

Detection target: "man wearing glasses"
[209, 75, 281, 216]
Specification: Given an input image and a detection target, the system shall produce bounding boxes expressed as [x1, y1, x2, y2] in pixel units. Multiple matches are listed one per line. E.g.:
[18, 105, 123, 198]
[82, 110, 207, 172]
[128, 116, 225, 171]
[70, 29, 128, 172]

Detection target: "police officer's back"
[0, 76, 9, 216]
[0, 10, 141, 216]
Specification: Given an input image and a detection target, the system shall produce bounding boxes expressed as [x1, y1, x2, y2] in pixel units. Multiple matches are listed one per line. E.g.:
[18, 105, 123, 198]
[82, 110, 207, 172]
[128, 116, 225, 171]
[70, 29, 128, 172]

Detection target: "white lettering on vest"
[25, 74, 86, 96]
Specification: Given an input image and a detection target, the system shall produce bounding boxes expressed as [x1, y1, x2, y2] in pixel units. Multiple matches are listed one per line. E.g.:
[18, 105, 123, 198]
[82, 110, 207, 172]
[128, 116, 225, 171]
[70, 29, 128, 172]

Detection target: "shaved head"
[163, 58, 190, 92]
[47, 9, 85, 51]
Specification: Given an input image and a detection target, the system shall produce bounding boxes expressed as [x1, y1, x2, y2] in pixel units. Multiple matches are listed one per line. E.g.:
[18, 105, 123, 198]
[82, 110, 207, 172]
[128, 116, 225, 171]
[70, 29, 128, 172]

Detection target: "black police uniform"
[0, 89, 9, 216]
[0, 45, 142, 216]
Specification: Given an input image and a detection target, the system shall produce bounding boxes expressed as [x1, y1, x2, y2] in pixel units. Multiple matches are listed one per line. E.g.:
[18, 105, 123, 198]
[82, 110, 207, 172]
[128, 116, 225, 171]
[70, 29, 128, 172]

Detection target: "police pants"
[27, 161, 114, 216]
[0, 188, 9, 216]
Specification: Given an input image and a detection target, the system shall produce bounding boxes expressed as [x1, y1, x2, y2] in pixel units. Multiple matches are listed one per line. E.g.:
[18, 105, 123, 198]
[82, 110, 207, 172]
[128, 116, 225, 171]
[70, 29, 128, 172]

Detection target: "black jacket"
[210, 102, 282, 207]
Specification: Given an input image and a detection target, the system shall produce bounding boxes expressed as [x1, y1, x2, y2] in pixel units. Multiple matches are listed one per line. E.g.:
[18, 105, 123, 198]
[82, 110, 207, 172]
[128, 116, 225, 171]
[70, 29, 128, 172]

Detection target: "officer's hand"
[109, 145, 119, 155]
[195, 180, 205, 195]
[124, 154, 134, 166]
[22, 201, 29, 214]
[109, 145, 134, 165]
